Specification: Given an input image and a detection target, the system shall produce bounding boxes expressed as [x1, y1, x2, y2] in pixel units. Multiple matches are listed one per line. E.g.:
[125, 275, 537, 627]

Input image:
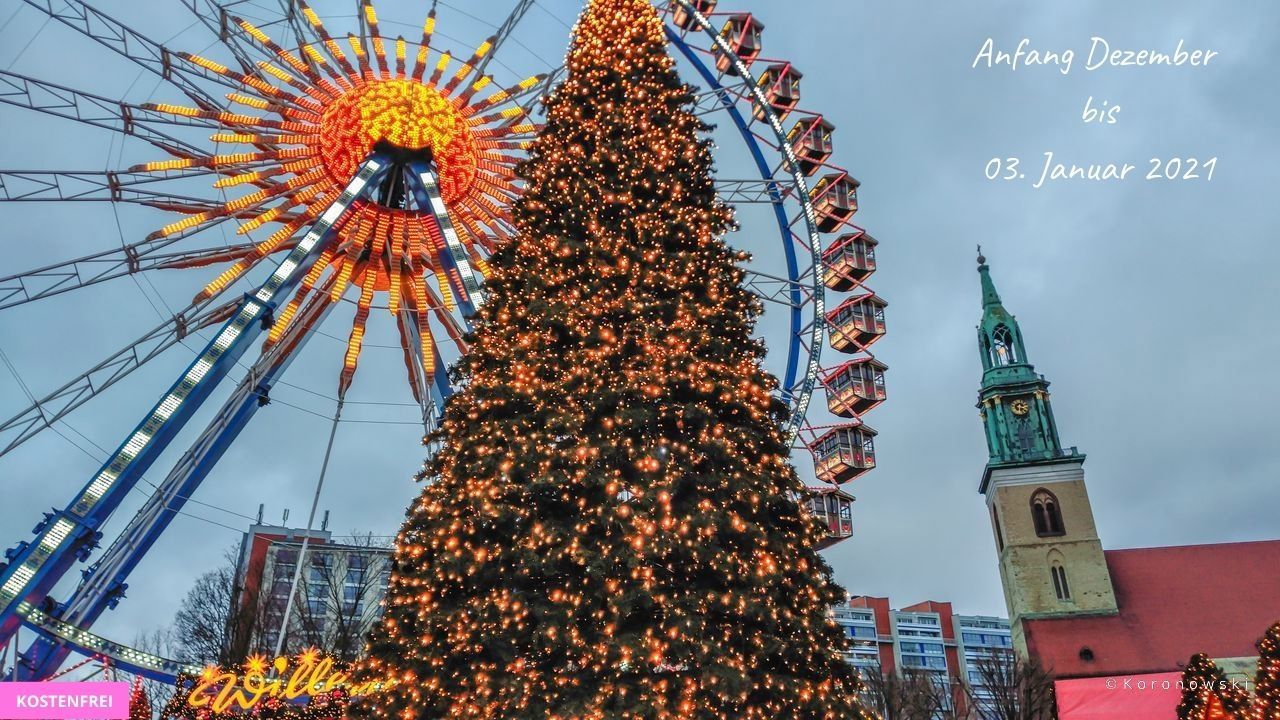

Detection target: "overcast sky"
[0, 0, 1276, 663]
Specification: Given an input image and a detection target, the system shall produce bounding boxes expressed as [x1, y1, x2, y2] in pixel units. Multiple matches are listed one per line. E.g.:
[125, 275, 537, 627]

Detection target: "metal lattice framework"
[0, 0, 887, 681]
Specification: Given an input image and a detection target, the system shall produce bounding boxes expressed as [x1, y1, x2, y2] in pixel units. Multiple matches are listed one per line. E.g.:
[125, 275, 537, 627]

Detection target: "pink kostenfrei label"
[0, 682, 131, 719]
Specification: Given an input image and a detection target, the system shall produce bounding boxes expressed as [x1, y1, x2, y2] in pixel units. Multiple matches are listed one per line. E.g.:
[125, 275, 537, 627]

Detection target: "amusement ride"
[0, 0, 888, 684]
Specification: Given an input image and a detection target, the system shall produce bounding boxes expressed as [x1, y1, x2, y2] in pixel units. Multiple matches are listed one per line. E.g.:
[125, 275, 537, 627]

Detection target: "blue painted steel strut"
[13, 285, 342, 680]
[0, 154, 391, 649]
[405, 159, 485, 318]
[5, 158, 466, 681]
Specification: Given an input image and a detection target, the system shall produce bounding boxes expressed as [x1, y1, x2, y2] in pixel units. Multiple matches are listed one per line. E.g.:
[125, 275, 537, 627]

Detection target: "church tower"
[974, 251, 1117, 656]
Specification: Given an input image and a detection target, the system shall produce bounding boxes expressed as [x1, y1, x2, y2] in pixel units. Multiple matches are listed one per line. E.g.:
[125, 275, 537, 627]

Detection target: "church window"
[1051, 562, 1071, 600]
[1031, 488, 1065, 537]
[991, 505, 1004, 551]
[991, 324, 1017, 366]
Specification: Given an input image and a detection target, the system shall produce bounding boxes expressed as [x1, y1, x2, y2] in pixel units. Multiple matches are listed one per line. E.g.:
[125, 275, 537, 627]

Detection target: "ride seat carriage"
[810, 424, 877, 485]
[810, 172, 860, 232]
[821, 230, 877, 291]
[672, 0, 717, 30]
[822, 358, 887, 417]
[803, 485, 855, 549]
[753, 63, 802, 122]
[715, 14, 763, 75]
[786, 115, 834, 176]
[826, 293, 887, 353]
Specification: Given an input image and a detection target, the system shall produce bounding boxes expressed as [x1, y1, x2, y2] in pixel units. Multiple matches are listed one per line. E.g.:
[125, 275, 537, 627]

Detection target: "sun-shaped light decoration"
[130, 0, 541, 397]
[244, 653, 269, 677]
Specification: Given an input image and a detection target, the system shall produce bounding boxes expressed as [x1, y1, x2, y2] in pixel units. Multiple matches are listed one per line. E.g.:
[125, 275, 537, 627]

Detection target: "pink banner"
[1056, 672, 1182, 719]
[0, 681, 130, 719]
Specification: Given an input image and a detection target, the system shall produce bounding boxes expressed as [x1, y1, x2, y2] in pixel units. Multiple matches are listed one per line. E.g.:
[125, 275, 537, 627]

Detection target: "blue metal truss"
[0, 154, 480, 681]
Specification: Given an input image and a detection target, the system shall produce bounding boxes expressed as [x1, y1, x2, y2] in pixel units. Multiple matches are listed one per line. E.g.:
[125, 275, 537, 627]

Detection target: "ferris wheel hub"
[318, 79, 479, 206]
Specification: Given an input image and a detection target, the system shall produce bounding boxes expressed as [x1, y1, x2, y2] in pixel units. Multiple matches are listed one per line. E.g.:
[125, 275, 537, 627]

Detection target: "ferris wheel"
[0, 0, 887, 683]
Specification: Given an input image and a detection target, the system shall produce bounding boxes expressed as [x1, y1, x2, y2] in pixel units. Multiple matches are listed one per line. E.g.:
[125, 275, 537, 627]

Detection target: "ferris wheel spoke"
[180, 0, 282, 81]
[56, 267, 337, 625]
[265, 1, 319, 72]
[509, 68, 558, 106]
[18, 264, 349, 679]
[0, 234, 269, 311]
[742, 267, 811, 310]
[0, 297, 237, 458]
[0, 169, 305, 232]
[0, 169, 301, 231]
[22, 0, 233, 109]
[471, 0, 535, 78]
[688, 80, 750, 117]
[0, 169, 218, 205]
[0, 72, 209, 157]
[0, 155, 392, 656]
[714, 177, 792, 205]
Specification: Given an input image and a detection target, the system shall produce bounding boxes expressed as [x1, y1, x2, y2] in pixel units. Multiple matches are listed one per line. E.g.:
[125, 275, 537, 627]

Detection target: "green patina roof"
[974, 251, 1076, 486]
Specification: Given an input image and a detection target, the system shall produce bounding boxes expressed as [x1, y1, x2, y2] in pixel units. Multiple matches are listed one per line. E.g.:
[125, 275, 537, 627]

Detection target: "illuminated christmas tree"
[351, 0, 874, 718]
[128, 677, 152, 720]
[1177, 653, 1250, 720]
[1256, 623, 1280, 720]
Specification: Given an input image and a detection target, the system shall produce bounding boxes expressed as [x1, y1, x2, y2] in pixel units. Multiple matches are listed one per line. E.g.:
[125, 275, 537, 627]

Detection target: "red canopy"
[1055, 672, 1181, 719]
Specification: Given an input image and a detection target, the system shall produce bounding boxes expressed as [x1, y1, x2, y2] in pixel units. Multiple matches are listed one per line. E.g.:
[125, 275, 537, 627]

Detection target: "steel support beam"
[0, 154, 390, 648]
[0, 71, 207, 157]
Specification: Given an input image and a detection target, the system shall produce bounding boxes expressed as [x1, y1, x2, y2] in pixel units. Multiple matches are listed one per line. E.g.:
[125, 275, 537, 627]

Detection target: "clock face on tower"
[1010, 398, 1031, 416]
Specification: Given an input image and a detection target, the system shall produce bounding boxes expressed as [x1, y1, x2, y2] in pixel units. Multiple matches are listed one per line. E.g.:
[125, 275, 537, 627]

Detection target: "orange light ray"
[411, 10, 436, 81]
[395, 36, 407, 79]
[346, 34, 375, 81]
[362, 0, 390, 78]
[234, 17, 332, 92]
[295, 0, 356, 77]
[404, 274, 437, 378]
[427, 51, 450, 88]
[339, 259, 380, 395]
[267, 249, 337, 345]
[441, 37, 493, 96]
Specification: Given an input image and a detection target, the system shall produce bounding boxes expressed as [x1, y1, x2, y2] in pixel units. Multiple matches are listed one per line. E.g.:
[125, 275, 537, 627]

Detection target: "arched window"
[991, 324, 1017, 366]
[1051, 562, 1071, 601]
[991, 506, 1004, 552]
[1030, 488, 1065, 537]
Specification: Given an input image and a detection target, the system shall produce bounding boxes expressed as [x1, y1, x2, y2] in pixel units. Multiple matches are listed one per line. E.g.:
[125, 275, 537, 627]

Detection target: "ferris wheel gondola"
[0, 0, 888, 681]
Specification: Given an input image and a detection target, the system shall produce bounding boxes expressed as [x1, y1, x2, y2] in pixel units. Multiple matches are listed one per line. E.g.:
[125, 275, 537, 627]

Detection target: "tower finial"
[977, 244, 986, 266]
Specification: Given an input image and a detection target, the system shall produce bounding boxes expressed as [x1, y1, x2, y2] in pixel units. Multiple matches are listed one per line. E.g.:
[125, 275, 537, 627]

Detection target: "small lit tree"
[1177, 653, 1250, 720]
[127, 676, 151, 720]
[1255, 623, 1280, 720]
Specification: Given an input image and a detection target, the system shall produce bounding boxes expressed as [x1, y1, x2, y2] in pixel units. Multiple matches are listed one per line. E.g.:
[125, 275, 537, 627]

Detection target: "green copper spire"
[978, 245, 1002, 308]
[976, 250, 1031, 383]
[974, 251, 1078, 492]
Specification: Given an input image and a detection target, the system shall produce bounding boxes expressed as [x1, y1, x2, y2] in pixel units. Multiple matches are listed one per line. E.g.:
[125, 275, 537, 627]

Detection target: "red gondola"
[822, 358, 888, 417]
[810, 424, 877, 485]
[827, 293, 887, 352]
[810, 172, 860, 232]
[786, 115, 834, 176]
[672, 0, 717, 30]
[804, 485, 855, 549]
[753, 63, 802, 122]
[821, 230, 877, 291]
[715, 14, 763, 75]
